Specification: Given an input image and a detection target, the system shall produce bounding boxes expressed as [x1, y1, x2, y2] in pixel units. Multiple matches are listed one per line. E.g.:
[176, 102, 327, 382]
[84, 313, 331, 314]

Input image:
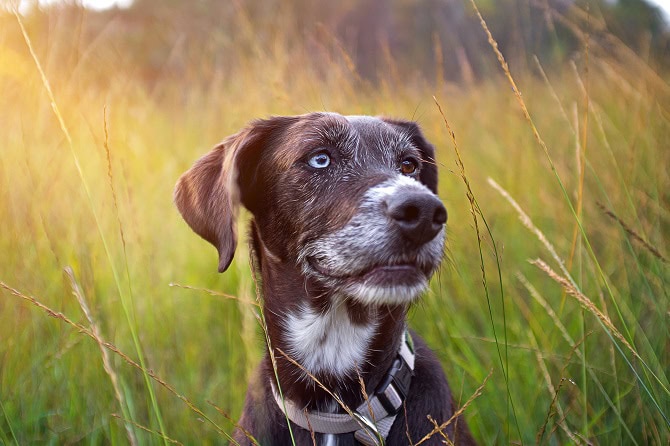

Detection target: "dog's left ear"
[174, 117, 297, 272]
[382, 118, 439, 194]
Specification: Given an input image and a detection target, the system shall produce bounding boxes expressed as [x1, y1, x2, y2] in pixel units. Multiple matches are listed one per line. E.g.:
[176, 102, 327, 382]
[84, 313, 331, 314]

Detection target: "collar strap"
[272, 330, 415, 446]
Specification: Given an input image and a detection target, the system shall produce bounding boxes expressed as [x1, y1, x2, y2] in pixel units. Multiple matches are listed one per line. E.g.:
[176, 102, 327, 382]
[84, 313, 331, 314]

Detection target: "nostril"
[392, 204, 420, 223]
[433, 204, 447, 225]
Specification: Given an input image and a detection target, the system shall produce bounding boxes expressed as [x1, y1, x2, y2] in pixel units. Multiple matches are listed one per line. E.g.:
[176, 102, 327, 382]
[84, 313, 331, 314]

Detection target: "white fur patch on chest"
[285, 301, 377, 377]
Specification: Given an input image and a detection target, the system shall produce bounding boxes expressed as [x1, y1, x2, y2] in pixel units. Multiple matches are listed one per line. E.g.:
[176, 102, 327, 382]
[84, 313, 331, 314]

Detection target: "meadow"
[0, 2, 668, 444]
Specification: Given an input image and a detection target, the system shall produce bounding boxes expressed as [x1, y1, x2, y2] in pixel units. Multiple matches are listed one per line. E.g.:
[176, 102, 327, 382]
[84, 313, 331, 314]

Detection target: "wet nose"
[387, 192, 447, 245]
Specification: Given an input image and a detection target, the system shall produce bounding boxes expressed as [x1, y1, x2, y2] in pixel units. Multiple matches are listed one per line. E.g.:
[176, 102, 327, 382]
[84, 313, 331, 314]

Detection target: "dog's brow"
[273, 117, 358, 169]
[349, 122, 416, 165]
[315, 120, 357, 153]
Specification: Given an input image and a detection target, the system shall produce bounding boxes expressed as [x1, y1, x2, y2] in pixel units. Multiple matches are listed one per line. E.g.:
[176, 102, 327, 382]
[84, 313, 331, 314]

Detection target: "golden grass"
[530, 258, 639, 362]
[66, 267, 136, 446]
[0, 281, 236, 443]
[1, 1, 668, 443]
[596, 201, 668, 264]
[413, 370, 492, 446]
[110, 414, 182, 446]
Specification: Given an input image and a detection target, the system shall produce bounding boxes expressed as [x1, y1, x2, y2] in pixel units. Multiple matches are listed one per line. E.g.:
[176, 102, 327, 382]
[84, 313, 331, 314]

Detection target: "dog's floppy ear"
[174, 117, 296, 272]
[382, 118, 439, 194]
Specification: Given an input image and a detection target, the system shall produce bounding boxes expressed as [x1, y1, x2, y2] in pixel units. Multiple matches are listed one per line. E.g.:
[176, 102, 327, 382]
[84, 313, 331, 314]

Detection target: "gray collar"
[271, 330, 415, 446]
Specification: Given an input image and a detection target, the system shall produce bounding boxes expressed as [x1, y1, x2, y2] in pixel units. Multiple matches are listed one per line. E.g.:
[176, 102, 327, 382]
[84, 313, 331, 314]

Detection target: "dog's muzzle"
[301, 176, 446, 305]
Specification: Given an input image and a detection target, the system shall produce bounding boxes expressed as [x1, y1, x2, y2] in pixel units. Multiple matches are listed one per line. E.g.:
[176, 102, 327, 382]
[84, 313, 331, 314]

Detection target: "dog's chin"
[343, 275, 430, 306]
[306, 259, 434, 306]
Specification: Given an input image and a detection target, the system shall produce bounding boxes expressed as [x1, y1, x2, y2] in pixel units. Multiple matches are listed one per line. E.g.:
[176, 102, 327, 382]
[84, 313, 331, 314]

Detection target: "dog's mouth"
[307, 256, 432, 285]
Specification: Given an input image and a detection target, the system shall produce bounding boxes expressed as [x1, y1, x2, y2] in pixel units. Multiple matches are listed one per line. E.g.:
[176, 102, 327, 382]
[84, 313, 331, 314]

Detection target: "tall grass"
[0, 2, 668, 444]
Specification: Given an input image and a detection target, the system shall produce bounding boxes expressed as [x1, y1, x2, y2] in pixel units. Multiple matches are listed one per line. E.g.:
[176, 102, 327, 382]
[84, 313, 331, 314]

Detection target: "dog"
[174, 113, 476, 445]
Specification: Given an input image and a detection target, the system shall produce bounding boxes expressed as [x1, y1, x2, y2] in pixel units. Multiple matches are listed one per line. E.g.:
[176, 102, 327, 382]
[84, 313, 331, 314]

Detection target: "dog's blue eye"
[307, 152, 331, 169]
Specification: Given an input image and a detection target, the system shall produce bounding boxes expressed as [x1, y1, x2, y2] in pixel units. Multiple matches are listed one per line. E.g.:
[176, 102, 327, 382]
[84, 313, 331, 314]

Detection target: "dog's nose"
[387, 192, 447, 245]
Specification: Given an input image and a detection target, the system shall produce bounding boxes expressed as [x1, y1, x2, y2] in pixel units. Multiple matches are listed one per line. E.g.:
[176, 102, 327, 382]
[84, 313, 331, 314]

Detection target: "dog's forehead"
[344, 114, 385, 127]
[271, 113, 412, 168]
[344, 115, 407, 142]
[297, 113, 410, 144]
[305, 113, 404, 136]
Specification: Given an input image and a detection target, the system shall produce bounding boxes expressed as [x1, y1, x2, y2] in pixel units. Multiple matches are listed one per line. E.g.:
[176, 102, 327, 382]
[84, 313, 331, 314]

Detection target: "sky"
[637, 0, 670, 21]
[79, 0, 670, 16]
[16, 0, 131, 12]
[16, 0, 670, 23]
[79, 0, 132, 9]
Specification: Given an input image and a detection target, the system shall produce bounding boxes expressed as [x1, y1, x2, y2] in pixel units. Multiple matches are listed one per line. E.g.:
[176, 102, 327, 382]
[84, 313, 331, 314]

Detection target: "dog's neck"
[253, 233, 407, 411]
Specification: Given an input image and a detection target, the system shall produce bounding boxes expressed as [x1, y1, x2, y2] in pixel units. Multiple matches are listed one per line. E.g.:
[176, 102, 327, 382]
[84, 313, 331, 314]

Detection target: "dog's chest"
[285, 301, 377, 377]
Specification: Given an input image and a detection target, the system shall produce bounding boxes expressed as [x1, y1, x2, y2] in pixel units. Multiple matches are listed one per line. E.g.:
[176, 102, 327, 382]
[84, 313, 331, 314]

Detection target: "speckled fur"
[174, 113, 476, 445]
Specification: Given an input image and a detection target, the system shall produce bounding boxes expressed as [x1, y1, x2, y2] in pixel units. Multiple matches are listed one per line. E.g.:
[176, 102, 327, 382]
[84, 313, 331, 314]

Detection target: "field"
[0, 2, 669, 445]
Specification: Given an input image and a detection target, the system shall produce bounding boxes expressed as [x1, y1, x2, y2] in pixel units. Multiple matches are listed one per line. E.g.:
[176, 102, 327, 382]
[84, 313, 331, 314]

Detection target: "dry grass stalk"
[426, 415, 454, 446]
[533, 328, 590, 446]
[302, 408, 318, 446]
[517, 275, 641, 443]
[536, 378, 573, 446]
[533, 352, 579, 445]
[516, 274, 576, 356]
[356, 367, 377, 426]
[248, 265, 298, 446]
[532, 56, 576, 137]
[207, 401, 259, 445]
[470, 1, 594, 286]
[519, 299, 580, 444]
[558, 333, 595, 446]
[469, 0, 555, 168]
[432, 98, 478, 229]
[596, 202, 668, 264]
[566, 34, 590, 272]
[433, 96, 516, 438]
[65, 267, 137, 446]
[413, 369, 492, 446]
[169, 282, 261, 306]
[11, 6, 73, 150]
[434, 415, 457, 445]
[403, 404, 413, 445]
[488, 178, 570, 280]
[111, 414, 183, 446]
[236, 277, 262, 383]
[103, 106, 130, 265]
[432, 32, 445, 92]
[529, 259, 640, 362]
[102, 106, 139, 329]
[0, 281, 240, 444]
[433, 97, 488, 293]
[572, 102, 582, 185]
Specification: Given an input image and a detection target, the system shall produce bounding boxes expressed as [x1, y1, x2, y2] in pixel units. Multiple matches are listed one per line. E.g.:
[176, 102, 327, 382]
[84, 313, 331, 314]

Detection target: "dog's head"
[175, 113, 446, 306]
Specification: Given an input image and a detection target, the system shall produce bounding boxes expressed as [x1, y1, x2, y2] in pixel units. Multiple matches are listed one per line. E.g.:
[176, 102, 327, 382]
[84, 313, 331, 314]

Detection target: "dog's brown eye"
[400, 158, 418, 175]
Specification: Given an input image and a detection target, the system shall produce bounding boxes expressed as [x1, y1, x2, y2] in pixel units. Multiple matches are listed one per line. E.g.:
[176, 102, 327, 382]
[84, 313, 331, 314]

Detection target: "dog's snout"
[387, 192, 447, 244]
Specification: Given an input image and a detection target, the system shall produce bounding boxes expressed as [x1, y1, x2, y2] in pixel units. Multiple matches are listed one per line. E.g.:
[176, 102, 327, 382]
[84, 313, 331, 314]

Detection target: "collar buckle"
[375, 354, 413, 415]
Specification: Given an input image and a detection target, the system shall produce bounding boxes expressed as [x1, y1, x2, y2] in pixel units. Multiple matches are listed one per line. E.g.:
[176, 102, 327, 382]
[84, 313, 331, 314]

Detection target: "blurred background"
[0, 0, 668, 444]
[3, 0, 669, 90]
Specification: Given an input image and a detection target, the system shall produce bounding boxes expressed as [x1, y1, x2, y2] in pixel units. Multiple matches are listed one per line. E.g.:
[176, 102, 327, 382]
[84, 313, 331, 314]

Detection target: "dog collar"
[271, 330, 415, 446]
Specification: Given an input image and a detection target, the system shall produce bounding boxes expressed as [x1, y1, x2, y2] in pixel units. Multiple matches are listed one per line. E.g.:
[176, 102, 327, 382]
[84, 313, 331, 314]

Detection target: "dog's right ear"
[174, 137, 240, 273]
[174, 117, 296, 273]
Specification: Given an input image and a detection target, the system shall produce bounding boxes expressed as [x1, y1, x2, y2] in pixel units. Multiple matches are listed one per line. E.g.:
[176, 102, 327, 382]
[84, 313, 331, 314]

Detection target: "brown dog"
[175, 113, 475, 445]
